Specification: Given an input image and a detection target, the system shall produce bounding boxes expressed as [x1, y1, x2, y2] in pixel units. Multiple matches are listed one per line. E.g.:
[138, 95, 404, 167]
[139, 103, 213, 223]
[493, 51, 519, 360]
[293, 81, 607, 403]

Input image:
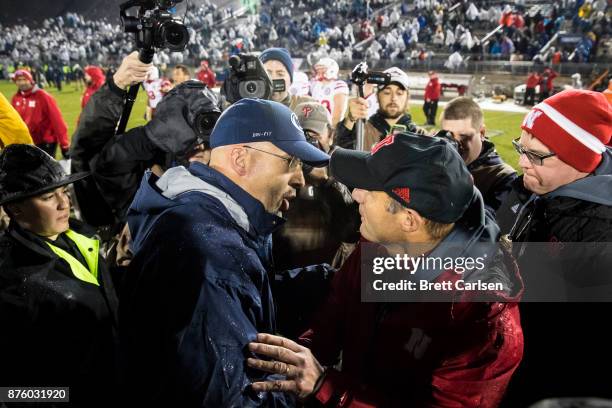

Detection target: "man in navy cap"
[247, 132, 524, 407]
[120, 98, 329, 406]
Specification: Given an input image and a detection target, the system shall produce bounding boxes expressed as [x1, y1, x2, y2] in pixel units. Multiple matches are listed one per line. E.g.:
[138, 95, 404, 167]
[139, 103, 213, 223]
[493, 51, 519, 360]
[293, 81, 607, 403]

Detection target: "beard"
[378, 100, 408, 120]
[378, 105, 404, 119]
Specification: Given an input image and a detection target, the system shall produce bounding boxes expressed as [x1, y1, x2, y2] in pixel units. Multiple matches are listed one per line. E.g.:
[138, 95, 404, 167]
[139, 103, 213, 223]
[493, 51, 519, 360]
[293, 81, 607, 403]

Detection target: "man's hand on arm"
[248, 333, 324, 400]
[113, 51, 152, 90]
[343, 97, 369, 131]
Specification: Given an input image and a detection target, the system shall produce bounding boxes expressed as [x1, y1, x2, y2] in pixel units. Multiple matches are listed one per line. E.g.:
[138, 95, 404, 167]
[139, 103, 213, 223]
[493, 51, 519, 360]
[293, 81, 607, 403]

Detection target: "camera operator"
[336, 67, 424, 151]
[71, 51, 152, 229]
[440, 97, 517, 213]
[259, 47, 316, 110]
[273, 101, 360, 339]
[71, 51, 220, 233]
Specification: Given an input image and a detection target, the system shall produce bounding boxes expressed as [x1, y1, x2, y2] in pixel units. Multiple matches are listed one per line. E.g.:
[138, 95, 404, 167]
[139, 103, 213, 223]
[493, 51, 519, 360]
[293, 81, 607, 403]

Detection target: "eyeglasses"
[242, 145, 302, 170]
[512, 138, 556, 166]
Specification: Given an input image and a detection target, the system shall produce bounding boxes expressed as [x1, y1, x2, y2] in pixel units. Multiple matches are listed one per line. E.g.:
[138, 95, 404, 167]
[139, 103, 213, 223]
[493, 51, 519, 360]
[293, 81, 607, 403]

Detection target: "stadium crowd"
[1, 0, 609, 83]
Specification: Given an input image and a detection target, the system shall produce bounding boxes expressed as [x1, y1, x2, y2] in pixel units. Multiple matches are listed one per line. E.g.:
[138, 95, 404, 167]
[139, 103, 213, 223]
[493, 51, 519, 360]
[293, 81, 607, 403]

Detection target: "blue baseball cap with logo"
[210, 98, 330, 167]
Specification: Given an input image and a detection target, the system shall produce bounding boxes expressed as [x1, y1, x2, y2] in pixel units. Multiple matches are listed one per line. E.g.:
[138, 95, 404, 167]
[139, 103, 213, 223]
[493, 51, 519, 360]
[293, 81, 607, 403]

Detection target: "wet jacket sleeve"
[305, 311, 523, 408]
[71, 79, 127, 170]
[43, 92, 69, 149]
[89, 127, 158, 218]
[71, 79, 164, 224]
[300, 246, 523, 407]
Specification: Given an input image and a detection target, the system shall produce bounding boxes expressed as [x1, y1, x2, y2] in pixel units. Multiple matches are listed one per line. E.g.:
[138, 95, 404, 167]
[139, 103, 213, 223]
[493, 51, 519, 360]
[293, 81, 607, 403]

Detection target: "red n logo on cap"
[392, 187, 411, 204]
[371, 134, 395, 154]
[302, 105, 313, 118]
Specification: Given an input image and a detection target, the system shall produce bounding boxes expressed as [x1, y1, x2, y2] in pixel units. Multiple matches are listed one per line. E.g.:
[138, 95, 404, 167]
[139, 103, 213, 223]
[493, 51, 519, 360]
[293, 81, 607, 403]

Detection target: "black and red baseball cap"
[330, 132, 474, 223]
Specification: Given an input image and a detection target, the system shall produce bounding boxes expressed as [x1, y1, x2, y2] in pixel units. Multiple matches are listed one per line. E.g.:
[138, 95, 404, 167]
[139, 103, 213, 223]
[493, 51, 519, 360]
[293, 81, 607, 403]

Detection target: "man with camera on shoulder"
[71, 51, 221, 231]
[259, 47, 316, 111]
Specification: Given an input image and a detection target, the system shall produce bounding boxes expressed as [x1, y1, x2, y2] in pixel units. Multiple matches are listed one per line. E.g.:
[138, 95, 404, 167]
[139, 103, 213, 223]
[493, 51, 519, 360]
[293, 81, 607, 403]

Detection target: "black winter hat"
[330, 132, 474, 224]
[0, 144, 89, 205]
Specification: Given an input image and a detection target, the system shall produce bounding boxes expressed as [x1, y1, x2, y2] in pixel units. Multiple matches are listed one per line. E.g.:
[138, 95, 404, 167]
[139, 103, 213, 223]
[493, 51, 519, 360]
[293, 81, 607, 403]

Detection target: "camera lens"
[239, 80, 267, 99]
[159, 21, 189, 51]
[194, 112, 220, 140]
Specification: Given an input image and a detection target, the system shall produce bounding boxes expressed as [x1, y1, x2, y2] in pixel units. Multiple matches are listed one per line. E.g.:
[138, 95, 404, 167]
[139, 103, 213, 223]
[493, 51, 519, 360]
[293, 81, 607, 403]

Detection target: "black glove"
[144, 81, 221, 155]
[61, 148, 70, 159]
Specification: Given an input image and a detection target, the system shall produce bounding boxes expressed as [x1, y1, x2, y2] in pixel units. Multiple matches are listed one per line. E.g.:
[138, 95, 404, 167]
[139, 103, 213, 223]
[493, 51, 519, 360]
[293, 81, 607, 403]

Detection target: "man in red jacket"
[196, 60, 216, 88]
[423, 70, 441, 125]
[82, 65, 106, 109]
[11, 69, 70, 158]
[524, 70, 540, 105]
[247, 133, 524, 407]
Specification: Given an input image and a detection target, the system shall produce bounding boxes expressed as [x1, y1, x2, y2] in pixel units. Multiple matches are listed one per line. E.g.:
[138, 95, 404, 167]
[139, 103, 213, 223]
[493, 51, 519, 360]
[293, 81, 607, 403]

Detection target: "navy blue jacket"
[120, 162, 293, 407]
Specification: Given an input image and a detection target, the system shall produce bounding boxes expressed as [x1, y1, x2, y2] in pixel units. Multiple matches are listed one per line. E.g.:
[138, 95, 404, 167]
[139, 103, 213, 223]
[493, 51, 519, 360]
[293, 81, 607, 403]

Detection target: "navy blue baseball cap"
[330, 132, 474, 223]
[210, 98, 330, 167]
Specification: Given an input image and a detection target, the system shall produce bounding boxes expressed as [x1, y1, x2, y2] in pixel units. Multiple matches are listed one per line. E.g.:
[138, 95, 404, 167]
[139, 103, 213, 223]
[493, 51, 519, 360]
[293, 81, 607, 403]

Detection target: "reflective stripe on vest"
[46, 230, 100, 286]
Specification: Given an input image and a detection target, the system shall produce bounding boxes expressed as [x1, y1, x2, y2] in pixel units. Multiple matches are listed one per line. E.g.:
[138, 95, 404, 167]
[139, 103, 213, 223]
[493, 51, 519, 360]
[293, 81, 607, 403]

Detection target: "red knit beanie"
[521, 89, 612, 173]
[13, 69, 34, 85]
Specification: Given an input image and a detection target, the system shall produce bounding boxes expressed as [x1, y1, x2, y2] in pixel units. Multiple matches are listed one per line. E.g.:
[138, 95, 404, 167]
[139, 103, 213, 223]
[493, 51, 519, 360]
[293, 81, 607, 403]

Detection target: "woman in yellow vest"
[0, 144, 119, 406]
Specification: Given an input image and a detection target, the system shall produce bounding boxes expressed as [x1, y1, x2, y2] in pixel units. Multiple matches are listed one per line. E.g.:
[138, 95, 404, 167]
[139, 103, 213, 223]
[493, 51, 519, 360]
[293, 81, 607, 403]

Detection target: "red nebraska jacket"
[526, 73, 541, 89]
[299, 239, 524, 407]
[11, 86, 69, 149]
[197, 68, 217, 89]
[424, 77, 441, 101]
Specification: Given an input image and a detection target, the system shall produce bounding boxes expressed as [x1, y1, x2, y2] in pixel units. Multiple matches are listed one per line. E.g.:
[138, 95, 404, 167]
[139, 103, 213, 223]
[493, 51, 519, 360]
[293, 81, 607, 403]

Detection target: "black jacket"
[71, 80, 162, 231]
[468, 140, 517, 213]
[272, 166, 360, 339]
[0, 222, 119, 406]
[502, 149, 612, 406]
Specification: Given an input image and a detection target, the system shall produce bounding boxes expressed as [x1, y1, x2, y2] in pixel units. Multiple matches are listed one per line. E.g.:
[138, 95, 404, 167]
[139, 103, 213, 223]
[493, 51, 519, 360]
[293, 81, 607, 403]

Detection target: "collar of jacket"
[368, 111, 414, 136]
[6, 223, 100, 285]
[468, 140, 503, 170]
[189, 162, 285, 236]
[280, 92, 292, 108]
[18, 85, 39, 98]
[542, 147, 612, 207]
[8, 222, 57, 259]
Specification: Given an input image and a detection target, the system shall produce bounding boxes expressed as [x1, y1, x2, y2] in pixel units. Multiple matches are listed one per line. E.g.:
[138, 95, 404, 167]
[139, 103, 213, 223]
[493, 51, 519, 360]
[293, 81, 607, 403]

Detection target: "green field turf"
[1, 80, 525, 170]
[1, 80, 147, 157]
